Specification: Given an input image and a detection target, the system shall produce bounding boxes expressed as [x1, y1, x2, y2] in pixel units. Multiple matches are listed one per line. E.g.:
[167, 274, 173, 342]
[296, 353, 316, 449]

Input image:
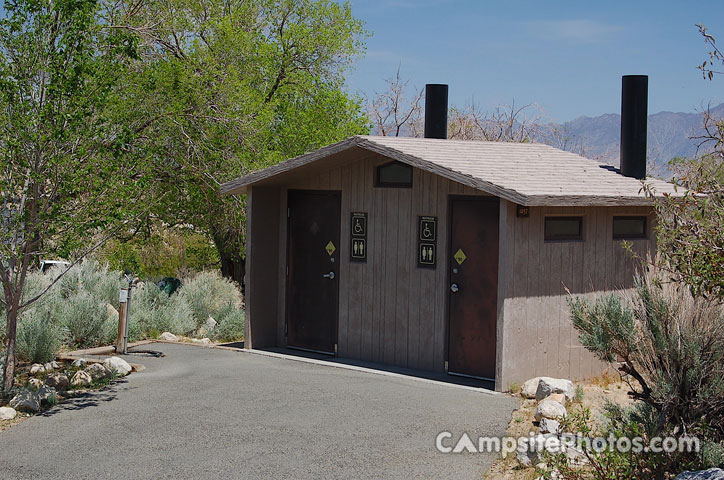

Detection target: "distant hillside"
[535, 104, 724, 177]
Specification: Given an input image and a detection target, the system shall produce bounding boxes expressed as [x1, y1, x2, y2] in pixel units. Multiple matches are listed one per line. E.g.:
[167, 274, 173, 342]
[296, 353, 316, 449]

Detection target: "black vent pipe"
[424, 84, 448, 139]
[620, 75, 648, 179]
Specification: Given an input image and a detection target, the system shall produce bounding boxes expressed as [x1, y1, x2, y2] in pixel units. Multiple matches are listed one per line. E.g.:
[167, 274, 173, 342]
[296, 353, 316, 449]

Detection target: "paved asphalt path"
[0, 343, 518, 479]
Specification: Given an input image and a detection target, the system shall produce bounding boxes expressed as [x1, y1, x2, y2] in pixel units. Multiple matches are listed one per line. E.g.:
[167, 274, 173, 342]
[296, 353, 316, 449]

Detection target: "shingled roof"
[220, 135, 682, 206]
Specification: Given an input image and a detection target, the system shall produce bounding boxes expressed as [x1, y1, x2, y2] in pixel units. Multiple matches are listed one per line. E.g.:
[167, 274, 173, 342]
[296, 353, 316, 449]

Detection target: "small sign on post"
[116, 288, 130, 355]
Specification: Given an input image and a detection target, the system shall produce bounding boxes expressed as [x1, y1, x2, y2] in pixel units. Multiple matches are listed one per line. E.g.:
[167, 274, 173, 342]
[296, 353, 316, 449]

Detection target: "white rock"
[539, 417, 561, 434]
[43, 362, 54, 373]
[45, 373, 69, 391]
[536, 378, 575, 402]
[535, 399, 567, 422]
[0, 406, 17, 421]
[28, 378, 43, 390]
[71, 370, 92, 387]
[85, 363, 112, 381]
[103, 356, 132, 377]
[9, 390, 40, 413]
[675, 469, 724, 480]
[29, 364, 45, 376]
[72, 358, 88, 367]
[205, 316, 217, 331]
[106, 303, 119, 320]
[191, 338, 211, 345]
[159, 332, 178, 342]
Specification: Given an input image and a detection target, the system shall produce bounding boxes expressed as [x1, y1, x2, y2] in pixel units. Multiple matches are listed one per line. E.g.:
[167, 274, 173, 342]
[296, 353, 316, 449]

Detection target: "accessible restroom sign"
[350, 212, 367, 262]
[418, 216, 437, 268]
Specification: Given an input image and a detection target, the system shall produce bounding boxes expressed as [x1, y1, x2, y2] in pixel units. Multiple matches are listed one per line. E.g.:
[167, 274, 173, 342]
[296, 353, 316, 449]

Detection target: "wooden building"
[221, 79, 680, 390]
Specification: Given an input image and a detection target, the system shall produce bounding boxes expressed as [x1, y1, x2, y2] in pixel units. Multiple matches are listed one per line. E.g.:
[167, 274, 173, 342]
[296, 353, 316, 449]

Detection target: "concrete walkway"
[0, 343, 518, 479]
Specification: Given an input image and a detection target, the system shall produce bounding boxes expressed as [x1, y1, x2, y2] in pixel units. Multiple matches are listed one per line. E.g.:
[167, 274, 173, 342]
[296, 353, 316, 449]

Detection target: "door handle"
[450, 283, 459, 293]
[323, 271, 335, 280]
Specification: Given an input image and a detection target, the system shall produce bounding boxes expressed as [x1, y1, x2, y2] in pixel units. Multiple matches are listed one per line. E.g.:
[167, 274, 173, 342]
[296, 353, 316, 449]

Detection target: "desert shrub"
[129, 283, 195, 339]
[214, 303, 245, 342]
[53, 259, 122, 306]
[58, 291, 110, 348]
[178, 271, 242, 328]
[16, 309, 63, 363]
[568, 272, 724, 476]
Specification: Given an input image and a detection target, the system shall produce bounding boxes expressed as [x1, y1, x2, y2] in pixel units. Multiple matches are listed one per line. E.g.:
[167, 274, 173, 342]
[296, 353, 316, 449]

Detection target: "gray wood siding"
[273, 151, 487, 372]
[497, 200, 655, 389]
[247, 147, 656, 388]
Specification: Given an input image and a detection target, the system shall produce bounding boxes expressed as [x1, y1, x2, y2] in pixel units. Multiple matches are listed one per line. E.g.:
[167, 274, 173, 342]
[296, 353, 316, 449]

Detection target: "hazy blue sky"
[346, 0, 724, 122]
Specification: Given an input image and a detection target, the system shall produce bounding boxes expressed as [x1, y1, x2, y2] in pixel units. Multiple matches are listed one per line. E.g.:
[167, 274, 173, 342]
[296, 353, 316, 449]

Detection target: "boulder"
[675, 469, 724, 480]
[103, 357, 132, 377]
[205, 316, 217, 331]
[9, 390, 40, 413]
[535, 399, 567, 422]
[159, 332, 178, 342]
[0, 406, 17, 421]
[37, 385, 57, 407]
[28, 378, 43, 390]
[536, 378, 575, 402]
[85, 363, 112, 381]
[29, 363, 45, 376]
[72, 358, 88, 368]
[71, 370, 92, 387]
[516, 433, 563, 467]
[46, 373, 69, 391]
[190, 337, 211, 345]
[539, 418, 561, 434]
[106, 303, 119, 320]
[548, 393, 567, 406]
[521, 377, 545, 399]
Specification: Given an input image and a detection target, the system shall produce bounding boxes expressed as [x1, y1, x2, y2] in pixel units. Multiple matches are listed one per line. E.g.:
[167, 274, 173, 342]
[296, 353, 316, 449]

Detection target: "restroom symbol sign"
[350, 212, 368, 263]
[419, 217, 436, 241]
[351, 238, 366, 260]
[351, 213, 367, 237]
[419, 243, 435, 265]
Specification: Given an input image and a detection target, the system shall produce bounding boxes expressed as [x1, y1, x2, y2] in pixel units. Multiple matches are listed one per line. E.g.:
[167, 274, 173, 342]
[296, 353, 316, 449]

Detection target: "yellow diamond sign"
[325, 241, 336, 256]
[454, 248, 467, 265]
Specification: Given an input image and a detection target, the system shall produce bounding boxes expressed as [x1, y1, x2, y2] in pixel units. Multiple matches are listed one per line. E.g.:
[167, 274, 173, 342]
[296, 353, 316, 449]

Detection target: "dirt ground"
[484, 375, 635, 480]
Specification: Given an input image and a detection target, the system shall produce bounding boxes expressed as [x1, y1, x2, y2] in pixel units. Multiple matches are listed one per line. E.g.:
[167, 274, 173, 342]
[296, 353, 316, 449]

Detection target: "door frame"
[284, 189, 341, 355]
[444, 195, 500, 383]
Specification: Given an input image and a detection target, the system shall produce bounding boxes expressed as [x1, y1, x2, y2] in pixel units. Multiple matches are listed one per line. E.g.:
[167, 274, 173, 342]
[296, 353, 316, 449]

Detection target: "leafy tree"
[106, 0, 370, 285]
[651, 24, 724, 299]
[0, 0, 142, 393]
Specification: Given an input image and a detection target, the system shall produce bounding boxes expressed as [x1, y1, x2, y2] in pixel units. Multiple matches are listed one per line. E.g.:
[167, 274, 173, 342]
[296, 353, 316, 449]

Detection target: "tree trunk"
[2, 308, 18, 394]
[220, 253, 245, 293]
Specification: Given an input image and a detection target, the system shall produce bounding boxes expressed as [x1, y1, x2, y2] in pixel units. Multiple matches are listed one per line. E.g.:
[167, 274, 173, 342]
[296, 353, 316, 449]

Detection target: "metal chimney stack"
[620, 75, 648, 179]
[424, 84, 448, 139]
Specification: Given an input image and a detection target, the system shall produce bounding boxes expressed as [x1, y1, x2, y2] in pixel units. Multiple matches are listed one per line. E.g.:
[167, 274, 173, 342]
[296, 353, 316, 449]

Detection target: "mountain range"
[535, 104, 724, 177]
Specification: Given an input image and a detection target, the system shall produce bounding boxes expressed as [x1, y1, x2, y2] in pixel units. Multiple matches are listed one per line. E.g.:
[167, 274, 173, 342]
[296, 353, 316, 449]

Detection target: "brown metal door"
[286, 190, 341, 354]
[447, 197, 499, 380]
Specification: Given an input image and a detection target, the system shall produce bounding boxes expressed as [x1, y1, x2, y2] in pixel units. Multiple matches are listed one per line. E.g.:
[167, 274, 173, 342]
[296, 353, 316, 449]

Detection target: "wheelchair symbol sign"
[419, 217, 436, 241]
[351, 213, 367, 237]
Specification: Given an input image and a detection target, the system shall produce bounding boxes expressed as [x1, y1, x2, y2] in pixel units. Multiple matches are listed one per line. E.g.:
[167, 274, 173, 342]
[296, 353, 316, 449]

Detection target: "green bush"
[59, 291, 110, 348]
[214, 303, 245, 342]
[53, 259, 122, 306]
[16, 309, 63, 363]
[568, 272, 724, 476]
[97, 227, 219, 279]
[178, 271, 242, 328]
[129, 282, 195, 340]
